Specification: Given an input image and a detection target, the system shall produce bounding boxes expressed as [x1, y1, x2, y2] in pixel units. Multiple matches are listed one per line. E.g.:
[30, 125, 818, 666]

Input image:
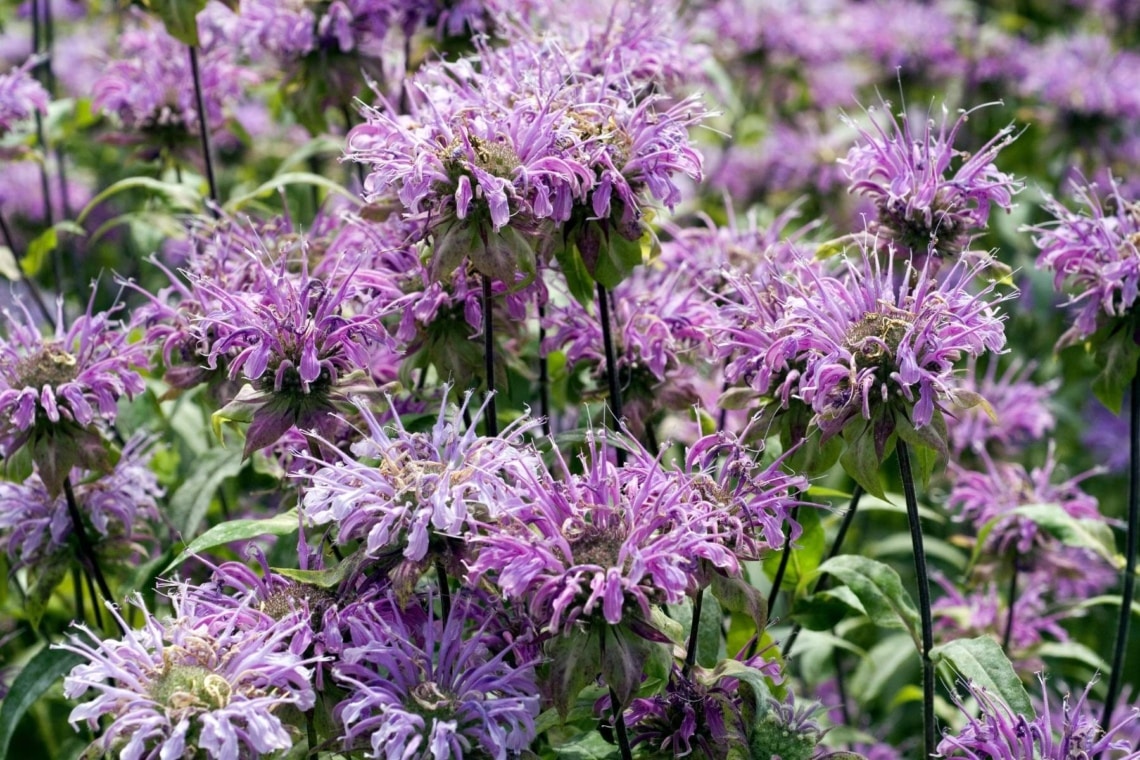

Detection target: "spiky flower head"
[1030, 175, 1140, 346]
[945, 359, 1057, 459]
[197, 249, 389, 456]
[938, 676, 1140, 759]
[841, 101, 1021, 261]
[0, 299, 147, 488]
[790, 251, 1008, 447]
[468, 431, 740, 632]
[748, 695, 826, 760]
[301, 390, 542, 566]
[333, 594, 539, 759]
[59, 587, 317, 760]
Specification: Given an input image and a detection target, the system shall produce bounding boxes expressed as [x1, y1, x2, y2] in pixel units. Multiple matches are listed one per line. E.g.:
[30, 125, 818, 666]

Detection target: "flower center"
[150, 662, 232, 712]
[13, 343, 79, 388]
[411, 680, 456, 714]
[843, 310, 911, 371]
[262, 582, 336, 622]
[565, 519, 627, 569]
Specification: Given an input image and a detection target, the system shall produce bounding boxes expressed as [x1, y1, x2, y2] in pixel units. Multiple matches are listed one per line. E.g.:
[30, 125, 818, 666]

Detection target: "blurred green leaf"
[143, 0, 207, 45]
[168, 448, 245, 538]
[0, 646, 84, 760]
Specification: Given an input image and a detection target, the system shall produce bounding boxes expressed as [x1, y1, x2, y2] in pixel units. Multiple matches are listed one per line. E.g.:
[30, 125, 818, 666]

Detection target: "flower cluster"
[0, 57, 48, 136]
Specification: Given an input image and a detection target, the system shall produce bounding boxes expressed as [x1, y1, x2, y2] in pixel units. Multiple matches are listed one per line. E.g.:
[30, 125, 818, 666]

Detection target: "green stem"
[897, 442, 936, 760]
[1101, 363, 1140, 730]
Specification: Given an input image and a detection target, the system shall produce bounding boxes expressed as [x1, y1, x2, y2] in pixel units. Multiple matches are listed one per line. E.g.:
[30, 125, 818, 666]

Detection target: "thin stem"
[187, 45, 220, 213]
[897, 442, 936, 760]
[482, 274, 499, 437]
[1101, 364, 1140, 730]
[596, 283, 625, 466]
[768, 505, 801, 617]
[305, 709, 318, 760]
[782, 485, 864, 657]
[435, 557, 452, 624]
[600, 628, 634, 760]
[0, 212, 54, 324]
[63, 476, 123, 634]
[683, 587, 704, 678]
[1002, 555, 1019, 653]
[833, 649, 852, 729]
[538, 298, 551, 437]
[71, 566, 84, 623]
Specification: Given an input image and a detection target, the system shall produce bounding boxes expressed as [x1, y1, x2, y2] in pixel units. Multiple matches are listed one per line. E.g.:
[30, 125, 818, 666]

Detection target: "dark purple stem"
[482, 274, 499, 437]
[1100, 363, 1140, 731]
[596, 283, 625, 465]
[897, 442, 936, 760]
[187, 45, 220, 214]
[63, 476, 123, 634]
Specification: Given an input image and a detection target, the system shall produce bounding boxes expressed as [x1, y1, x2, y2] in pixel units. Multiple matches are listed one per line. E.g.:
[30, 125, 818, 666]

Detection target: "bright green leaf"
[930, 636, 1034, 718]
[813, 555, 920, 648]
[164, 509, 300, 574]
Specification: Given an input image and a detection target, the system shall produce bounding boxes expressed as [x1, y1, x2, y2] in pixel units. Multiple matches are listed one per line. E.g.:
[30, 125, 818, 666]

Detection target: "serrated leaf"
[813, 555, 920, 648]
[542, 627, 602, 719]
[708, 659, 774, 716]
[931, 636, 1034, 718]
[839, 422, 887, 499]
[0, 646, 84, 759]
[555, 239, 596, 308]
[164, 509, 300, 574]
[594, 229, 644, 289]
[168, 448, 245, 538]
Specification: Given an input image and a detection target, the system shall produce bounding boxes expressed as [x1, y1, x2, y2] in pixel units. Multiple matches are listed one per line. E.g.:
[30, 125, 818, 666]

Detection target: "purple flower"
[0, 56, 48, 135]
[301, 390, 542, 564]
[945, 359, 1058, 458]
[468, 432, 740, 632]
[0, 434, 161, 571]
[92, 6, 253, 144]
[192, 246, 390, 456]
[0, 298, 147, 463]
[1018, 33, 1140, 123]
[938, 676, 1140, 759]
[841, 101, 1021, 261]
[332, 594, 539, 759]
[59, 587, 317, 760]
[789, 251, 1008, 442]
[1030, 175, 1140, 345]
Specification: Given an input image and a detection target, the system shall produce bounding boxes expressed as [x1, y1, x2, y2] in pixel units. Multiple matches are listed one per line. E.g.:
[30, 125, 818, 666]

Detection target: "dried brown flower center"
[566, 519, 627, 569]
[13, 344, 79, 389]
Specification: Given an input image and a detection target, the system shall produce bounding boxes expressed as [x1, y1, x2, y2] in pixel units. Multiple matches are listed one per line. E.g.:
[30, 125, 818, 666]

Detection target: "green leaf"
[541, 627, 602, 719]
[223, 172, 359, 213]
[601, 622, 669, 709]
[717, 386, 759, 410]
[1091, 320, 1140, 414]
[667, 590, 724, 668]
[168, 448, 245, 538]
[849, 633, 917, 704]
[838, 422, 887, 499]
[931, 636, 1034, 718]
[25, 559, 69, 630]
[1036, 641, 1111, 673]
[791, 587, 862, 631]
[554, 239, 596, 308]
[164, 509, 300, 574]
[894, 411, 949, 489]
[20, 227, 56, 278]
[552, 730, 620, 760]
[143, 0, 208, 45]
[709, 572, 767, 637]
[273, 555, 360, 589]
[971, 503, 1123, 570]
[0, 645, 84, 760]
[594, 229, 644, 289]
[76, 176, 202, 224]
[707, 659, 774, 716]
[812, 555, 920, 648]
